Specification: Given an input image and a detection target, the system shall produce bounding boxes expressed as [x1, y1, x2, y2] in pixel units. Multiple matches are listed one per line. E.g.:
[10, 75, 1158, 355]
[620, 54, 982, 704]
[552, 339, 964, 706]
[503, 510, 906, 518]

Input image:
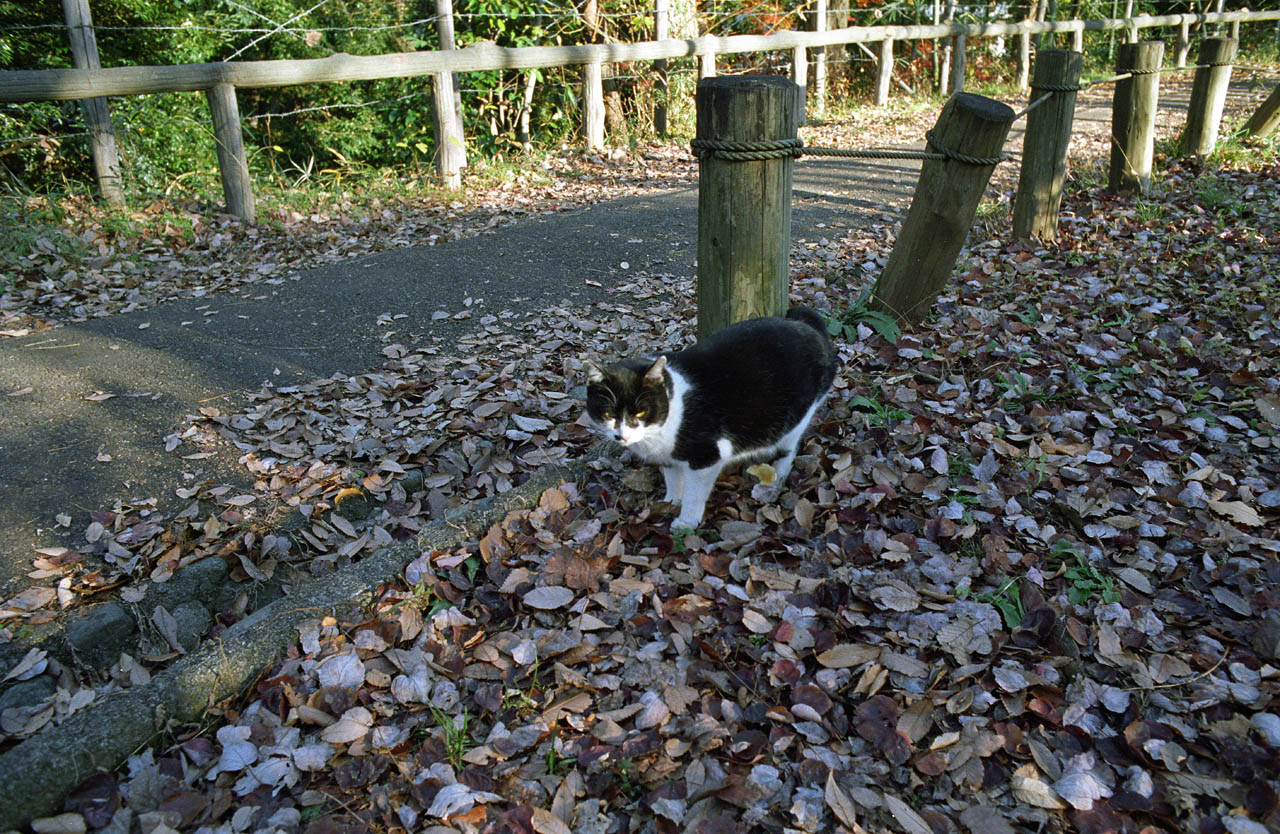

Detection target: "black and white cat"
[585, 307, 838, 531]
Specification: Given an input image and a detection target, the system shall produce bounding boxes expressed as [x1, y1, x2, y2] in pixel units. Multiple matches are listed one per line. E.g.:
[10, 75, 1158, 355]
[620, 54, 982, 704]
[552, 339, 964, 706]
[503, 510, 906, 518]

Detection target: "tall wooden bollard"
[871, 93, 1014, 323]
[207, 82, 255, 223]
[1244, 83, 1280, 139]
[693, 75, 799, 340]
[1181, 37, 1238, 156]
[1013, 50, 1084, 241]
[1108, 41, 1164, 194]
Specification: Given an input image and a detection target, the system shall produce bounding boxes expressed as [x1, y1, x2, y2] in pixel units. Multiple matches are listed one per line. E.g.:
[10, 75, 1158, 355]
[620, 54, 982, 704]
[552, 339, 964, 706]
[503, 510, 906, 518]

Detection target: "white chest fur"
[625, 366, 689, 465]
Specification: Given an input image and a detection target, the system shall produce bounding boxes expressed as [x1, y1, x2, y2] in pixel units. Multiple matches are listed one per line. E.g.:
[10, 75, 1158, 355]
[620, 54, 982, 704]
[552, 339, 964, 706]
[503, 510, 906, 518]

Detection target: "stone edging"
[0, 442, 616, 828]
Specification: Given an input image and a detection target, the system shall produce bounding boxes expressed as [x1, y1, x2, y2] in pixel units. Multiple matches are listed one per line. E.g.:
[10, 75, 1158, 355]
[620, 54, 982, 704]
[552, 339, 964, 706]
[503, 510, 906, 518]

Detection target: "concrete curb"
[0, 443, 614, 828]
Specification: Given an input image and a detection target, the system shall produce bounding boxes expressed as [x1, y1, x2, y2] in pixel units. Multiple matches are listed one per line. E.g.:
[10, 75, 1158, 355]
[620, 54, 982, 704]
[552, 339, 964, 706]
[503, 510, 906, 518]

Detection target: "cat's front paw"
[660, 490, 682, 505]
[671, 513, 702, 533]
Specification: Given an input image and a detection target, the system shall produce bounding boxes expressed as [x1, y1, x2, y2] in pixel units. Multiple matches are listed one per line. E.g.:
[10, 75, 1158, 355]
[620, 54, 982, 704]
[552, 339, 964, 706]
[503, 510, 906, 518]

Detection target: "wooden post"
[62, 0, 122, 204]
[694, 75, 799, 339]
[949, 32, 967, 93]
[814, 0, 827, 118]
[1013, 49, 1083, 240]
[431, 71, 463, 188]
[1175, 18, 1191, 67]
[1180, 37, 1237, 156]
[1071, 23, 1083, 53]
[654, 0, 669, 137]
[1244, 83, 1280, 138]
[206, 83, 255, 223]
[871, 93, 1014, 322]
[1108, 41, 1163, 194]
[700, 46, 716, 79]
[435, 0, 466, 174]
[792, 45, 808, 123]
[1017, 31, 1032, 93]
[583, 60, 605, 149]
[939, 0, 955, 95]
[876, 38, 893, 106]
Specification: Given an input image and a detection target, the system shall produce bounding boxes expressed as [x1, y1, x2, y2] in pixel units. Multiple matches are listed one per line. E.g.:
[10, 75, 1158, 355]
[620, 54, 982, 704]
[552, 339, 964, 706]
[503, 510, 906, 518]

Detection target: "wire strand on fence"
[0, 131, 90, 149]
[224, 0, 333, 60]
[249, 89, 433, 121]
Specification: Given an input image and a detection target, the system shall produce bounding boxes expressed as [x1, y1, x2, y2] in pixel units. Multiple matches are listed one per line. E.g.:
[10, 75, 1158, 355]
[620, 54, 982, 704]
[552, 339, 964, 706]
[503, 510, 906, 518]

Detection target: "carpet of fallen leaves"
[3, 76, 1280, 834]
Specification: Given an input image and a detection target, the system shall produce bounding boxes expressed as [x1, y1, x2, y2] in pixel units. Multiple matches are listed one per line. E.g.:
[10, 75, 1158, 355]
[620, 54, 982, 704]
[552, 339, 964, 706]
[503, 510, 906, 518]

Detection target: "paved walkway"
[0, 77, 1263, 596]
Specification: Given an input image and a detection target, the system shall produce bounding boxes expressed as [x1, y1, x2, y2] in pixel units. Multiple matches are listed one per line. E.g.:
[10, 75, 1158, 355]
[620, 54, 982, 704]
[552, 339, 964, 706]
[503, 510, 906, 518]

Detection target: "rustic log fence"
[4, 9, 1280, 220]
[691, 23, 1273, 331]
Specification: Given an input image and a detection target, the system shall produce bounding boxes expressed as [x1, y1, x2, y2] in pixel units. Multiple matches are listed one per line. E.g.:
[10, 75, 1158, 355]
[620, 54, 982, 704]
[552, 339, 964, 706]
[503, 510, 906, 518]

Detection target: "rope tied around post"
[689, 137, 803, 161]
[690, 136, 1004, 165]
[1029, 81, 1084, 91]
[922, 129, 1006, 166]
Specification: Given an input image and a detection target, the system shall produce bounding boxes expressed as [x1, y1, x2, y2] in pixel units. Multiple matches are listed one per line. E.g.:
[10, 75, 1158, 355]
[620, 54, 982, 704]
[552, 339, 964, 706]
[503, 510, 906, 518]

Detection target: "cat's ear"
[642, 355, 667, 388]
[585, 362, 605, 384]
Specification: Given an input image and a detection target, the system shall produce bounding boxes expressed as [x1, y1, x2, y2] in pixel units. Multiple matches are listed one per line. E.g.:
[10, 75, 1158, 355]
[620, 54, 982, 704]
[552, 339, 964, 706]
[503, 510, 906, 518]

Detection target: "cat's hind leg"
[772, 397, 826, 484]
[771, 444, 799, 484]
[660, 465, 683, 505]
[673, 462, 722, 532]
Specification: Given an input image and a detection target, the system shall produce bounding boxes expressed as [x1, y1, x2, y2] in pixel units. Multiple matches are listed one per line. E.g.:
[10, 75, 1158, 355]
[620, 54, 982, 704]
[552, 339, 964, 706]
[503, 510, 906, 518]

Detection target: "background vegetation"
[1, 0, 1277, 202]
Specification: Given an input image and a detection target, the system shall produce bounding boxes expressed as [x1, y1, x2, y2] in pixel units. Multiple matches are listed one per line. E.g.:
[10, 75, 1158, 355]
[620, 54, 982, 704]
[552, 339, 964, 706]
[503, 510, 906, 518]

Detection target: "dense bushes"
[1, 0, 1276, 199]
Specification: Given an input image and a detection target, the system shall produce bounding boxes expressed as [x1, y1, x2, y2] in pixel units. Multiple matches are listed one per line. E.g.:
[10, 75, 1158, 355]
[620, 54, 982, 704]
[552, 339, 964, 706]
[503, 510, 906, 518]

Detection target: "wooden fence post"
[693, 75, 799, 339]
[1013, 49, 1083, 240]
[433, 0, 466, 184]
[1108, 40, 1163, 194]
[1071, 22, 1083, 53]
[949, 32, 967, 93]
[1244, 83, 1280, 138]
[876, 38, 893, 106]
[1175, 17, 1191, 67]
[62, 0, 122, 205]
[654, 0, 669, 137]
[583, 60, 605, 149]
[1017, 31, 1031, 93]
[700, 46, 716, 79]
[206, 82, 255, 223]
[871, 93, 1014, 322]
[792, 45, 808, 123]
[813, 0, 827, 118]
[1180, 37, 1237, 156]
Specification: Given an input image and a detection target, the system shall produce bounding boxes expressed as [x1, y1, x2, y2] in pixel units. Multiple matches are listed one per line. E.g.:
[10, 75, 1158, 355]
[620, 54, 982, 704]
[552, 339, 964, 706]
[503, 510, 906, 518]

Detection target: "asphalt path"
[0, 76, 1258, 595]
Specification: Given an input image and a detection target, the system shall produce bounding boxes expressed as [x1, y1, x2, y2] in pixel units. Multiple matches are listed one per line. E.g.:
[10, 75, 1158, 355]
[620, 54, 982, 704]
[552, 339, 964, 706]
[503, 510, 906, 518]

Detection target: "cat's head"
[584, 356, 670, 446]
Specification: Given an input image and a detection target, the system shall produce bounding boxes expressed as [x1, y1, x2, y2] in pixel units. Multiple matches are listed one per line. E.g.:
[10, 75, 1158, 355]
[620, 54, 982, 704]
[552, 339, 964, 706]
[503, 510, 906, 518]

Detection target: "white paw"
[672, 514, 702, 532]
[661, 491, 682, 505]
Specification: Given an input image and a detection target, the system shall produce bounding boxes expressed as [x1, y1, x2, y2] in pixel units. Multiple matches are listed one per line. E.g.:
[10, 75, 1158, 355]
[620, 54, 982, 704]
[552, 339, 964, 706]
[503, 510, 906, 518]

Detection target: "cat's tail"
[786, 306, 830, 337]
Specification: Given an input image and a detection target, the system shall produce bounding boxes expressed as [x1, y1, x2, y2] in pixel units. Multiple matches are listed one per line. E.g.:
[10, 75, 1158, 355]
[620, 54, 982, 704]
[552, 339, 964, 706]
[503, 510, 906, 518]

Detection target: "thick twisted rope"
[689, 136, 1002, 165]
[688, 138, 804, 161]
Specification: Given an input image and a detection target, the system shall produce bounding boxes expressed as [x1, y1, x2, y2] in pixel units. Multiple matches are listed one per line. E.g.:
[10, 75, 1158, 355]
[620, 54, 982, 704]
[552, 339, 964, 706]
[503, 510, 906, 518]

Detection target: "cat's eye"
[634, 411, 647, 419]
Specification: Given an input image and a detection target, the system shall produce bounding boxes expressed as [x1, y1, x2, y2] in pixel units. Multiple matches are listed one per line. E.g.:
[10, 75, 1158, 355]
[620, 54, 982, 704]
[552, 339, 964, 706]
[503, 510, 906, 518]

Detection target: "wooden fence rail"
[5, 11, 1277, 103]
[4, 9, 1278, 219]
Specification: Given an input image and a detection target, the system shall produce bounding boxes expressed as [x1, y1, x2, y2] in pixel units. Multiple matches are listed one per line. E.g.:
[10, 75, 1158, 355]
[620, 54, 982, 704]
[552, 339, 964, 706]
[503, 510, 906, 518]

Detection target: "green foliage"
[3, 0, 1278, 200]
[430, 705, 474, 768]
[972, 576, 1025, 629]
[1051, 539, 1120, 607]
[848, 390, 908, 428]
[827, 293, 901, 344]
